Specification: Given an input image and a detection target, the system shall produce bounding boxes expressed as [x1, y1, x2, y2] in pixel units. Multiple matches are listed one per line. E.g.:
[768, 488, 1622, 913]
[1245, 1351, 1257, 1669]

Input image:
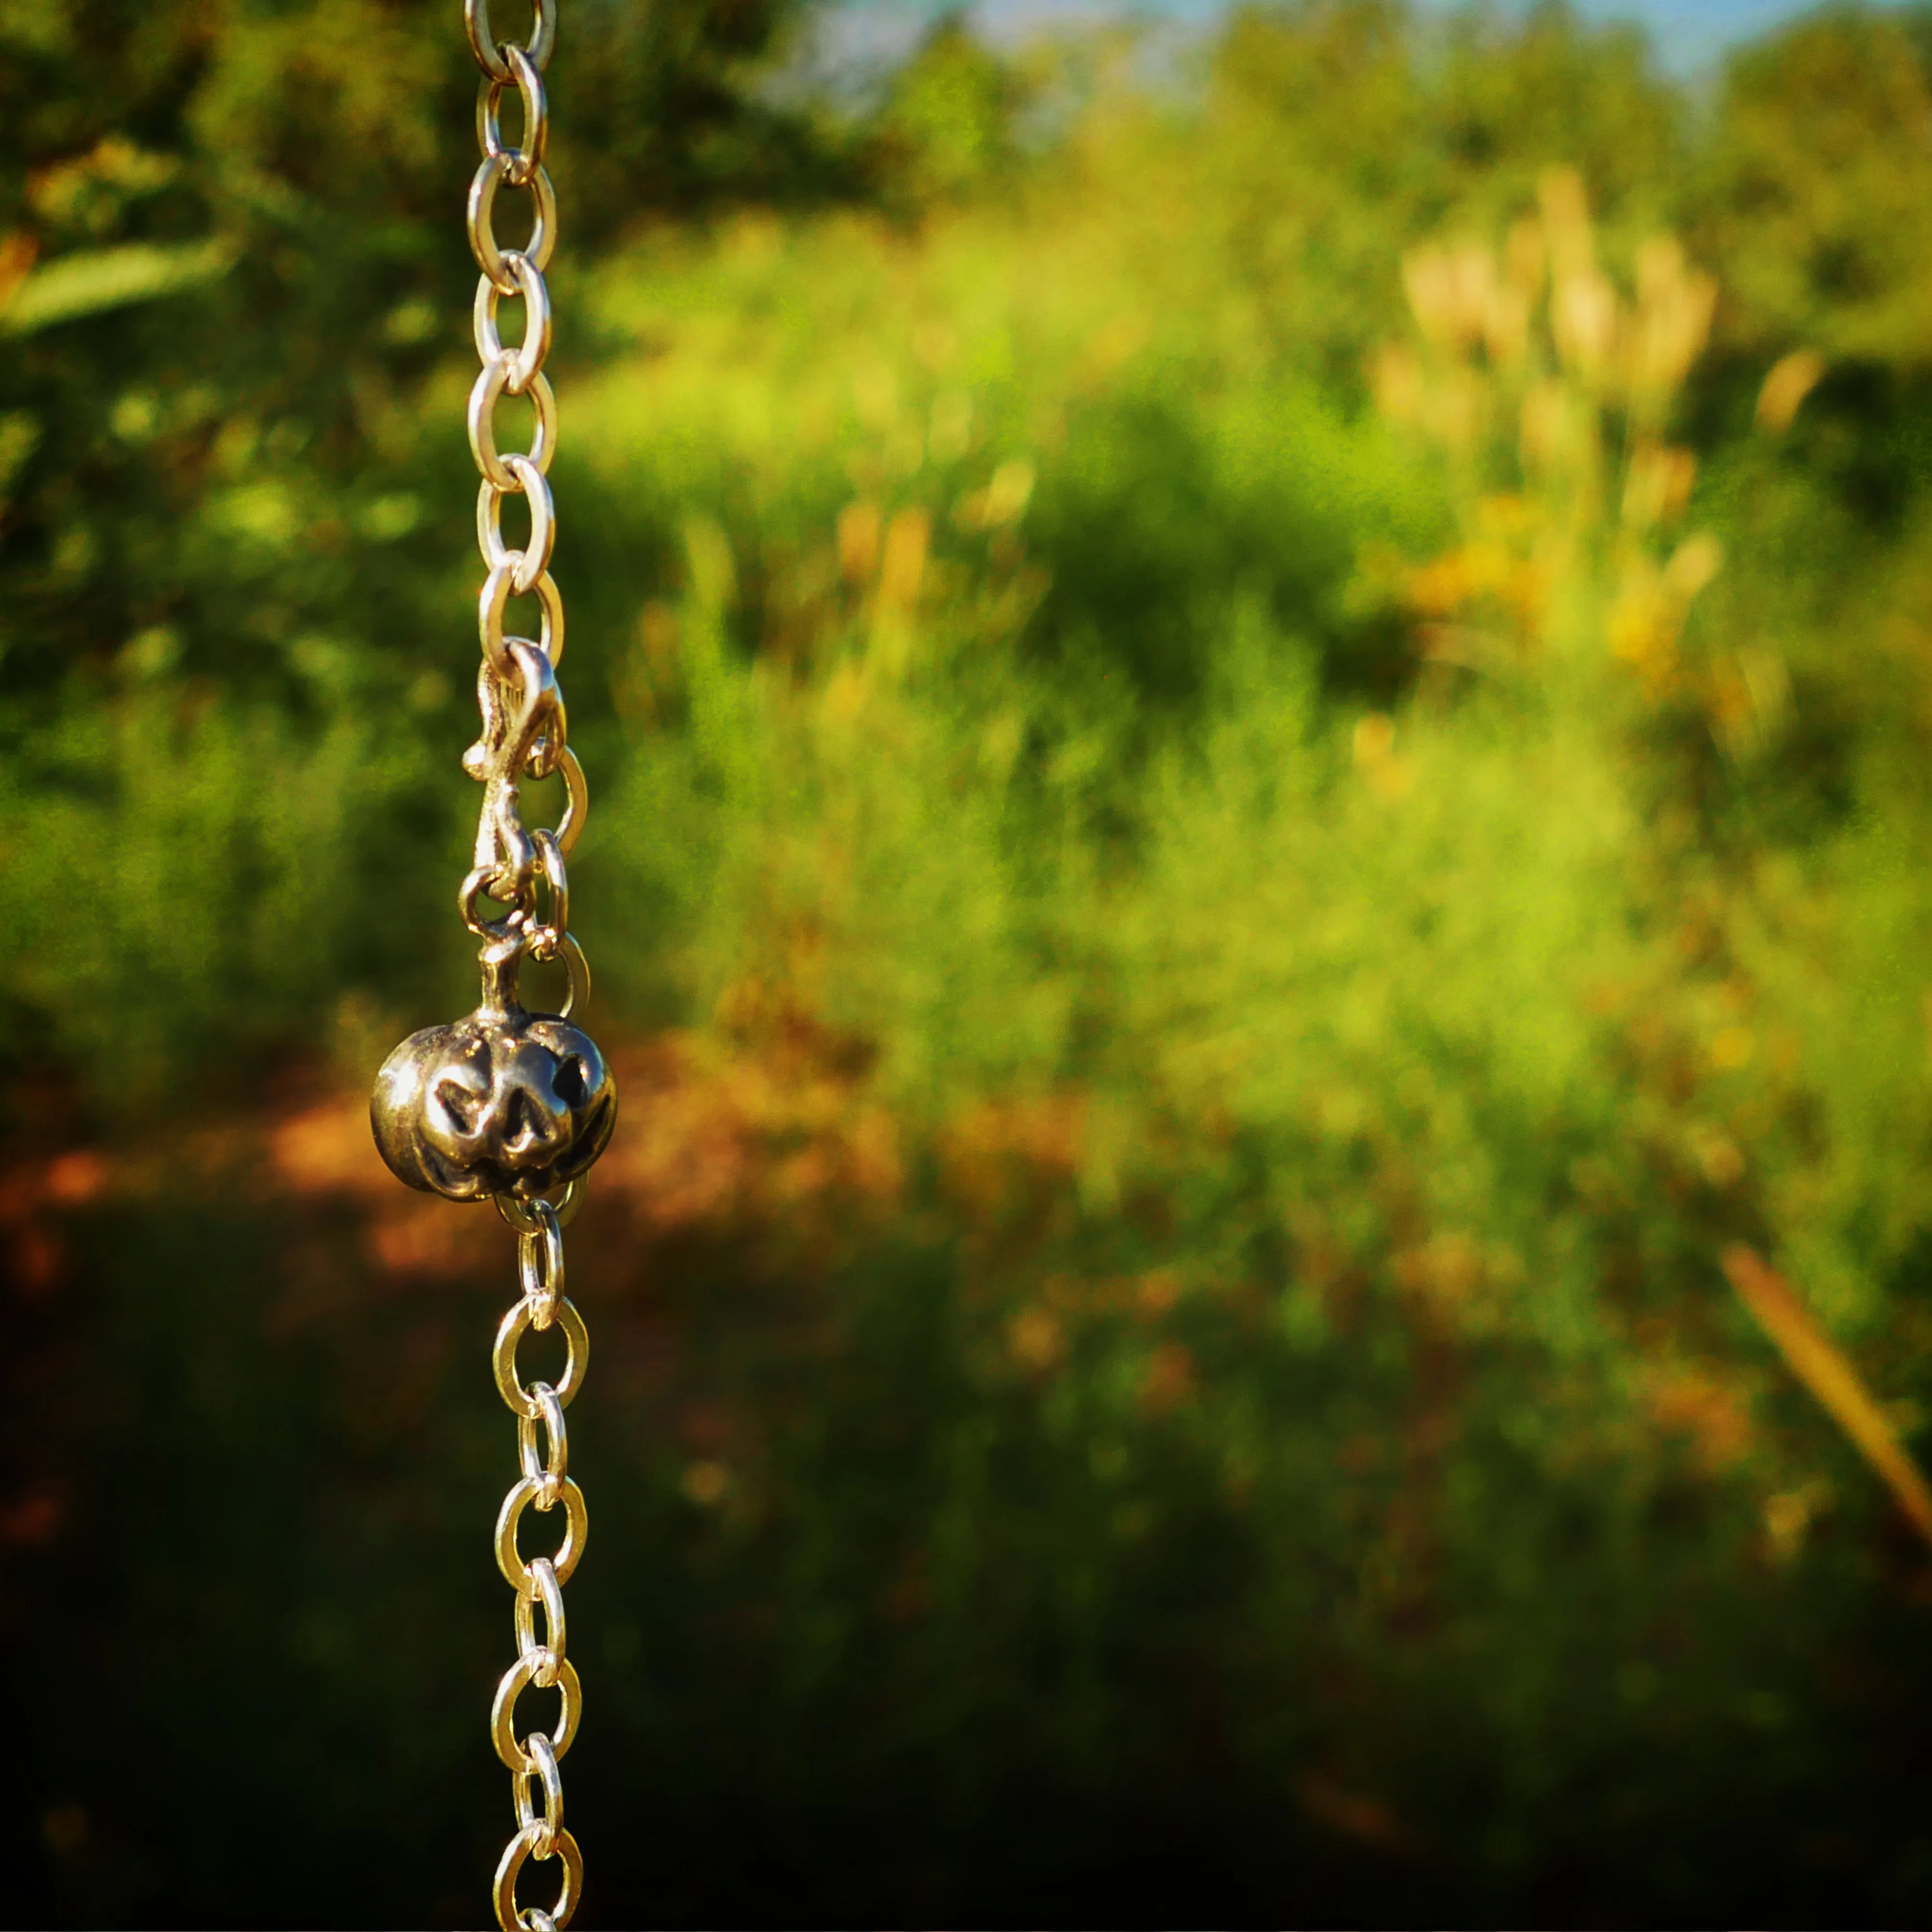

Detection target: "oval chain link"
[463, 8, 591, 1928]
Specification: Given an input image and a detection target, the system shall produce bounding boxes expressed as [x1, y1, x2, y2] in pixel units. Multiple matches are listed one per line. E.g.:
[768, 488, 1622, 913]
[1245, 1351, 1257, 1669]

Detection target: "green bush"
[22, 5, 1932, 1926]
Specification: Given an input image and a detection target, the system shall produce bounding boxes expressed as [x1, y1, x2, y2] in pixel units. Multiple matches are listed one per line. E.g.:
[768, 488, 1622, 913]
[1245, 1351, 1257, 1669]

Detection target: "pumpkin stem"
[478, 933, 528, 1018]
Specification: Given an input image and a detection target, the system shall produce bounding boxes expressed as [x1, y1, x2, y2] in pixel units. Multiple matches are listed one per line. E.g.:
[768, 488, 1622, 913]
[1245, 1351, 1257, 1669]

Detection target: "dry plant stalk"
[1722, 1243, 1932, 1551]
[1374, 168, 1724, 698]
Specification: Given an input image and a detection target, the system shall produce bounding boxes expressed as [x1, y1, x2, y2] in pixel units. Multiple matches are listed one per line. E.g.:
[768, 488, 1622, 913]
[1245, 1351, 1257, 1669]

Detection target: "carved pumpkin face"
[371, 1003, 617, 1201]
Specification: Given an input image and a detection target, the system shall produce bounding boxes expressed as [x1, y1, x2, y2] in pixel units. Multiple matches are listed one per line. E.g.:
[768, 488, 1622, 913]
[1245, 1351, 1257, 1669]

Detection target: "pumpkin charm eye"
[372, 999, 616, 1202]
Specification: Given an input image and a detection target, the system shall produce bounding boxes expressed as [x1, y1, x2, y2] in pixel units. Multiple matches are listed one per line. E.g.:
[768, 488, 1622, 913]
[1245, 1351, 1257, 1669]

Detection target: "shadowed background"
[11, 0, 1932, 1924]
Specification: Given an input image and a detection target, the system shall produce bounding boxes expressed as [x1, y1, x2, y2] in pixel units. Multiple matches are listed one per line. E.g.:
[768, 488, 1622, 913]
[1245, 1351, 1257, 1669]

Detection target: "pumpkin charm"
[372, 991, 616, 1203]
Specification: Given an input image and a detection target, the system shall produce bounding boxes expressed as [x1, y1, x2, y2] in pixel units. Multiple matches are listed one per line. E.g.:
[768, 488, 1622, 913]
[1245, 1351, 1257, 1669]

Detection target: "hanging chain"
[461, 0, 584, 1004]
[491, 1188, 589, 1932]
[465, 6, 590, 1928]
[373, 3, 612, 1918]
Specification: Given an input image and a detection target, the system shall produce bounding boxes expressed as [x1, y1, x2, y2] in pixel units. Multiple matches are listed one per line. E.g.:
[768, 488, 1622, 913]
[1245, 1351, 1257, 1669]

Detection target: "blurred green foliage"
[16, 1, 1932, 1925]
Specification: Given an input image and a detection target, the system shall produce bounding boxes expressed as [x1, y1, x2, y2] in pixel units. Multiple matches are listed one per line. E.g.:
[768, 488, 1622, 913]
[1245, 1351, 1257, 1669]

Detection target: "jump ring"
[496, 1177, 584, 1234]
[552, 748, 587, 858]
[496, 1474, 589, 1595]
[479, 45, 548, 187]
[494, 1294, 590, 1418]
[531, 828, 569, 938]
[493, 1823, 581, 1932]
[469, 361, 556, 491]
[491, 1652, 581, 1772]
[491, 1652, 583, 1773]
[479, 561, 564, 676]
[467, 0, 555, 80]
[517, 1205, 566, 1329]
[515, 1554, 568, 1680]
[475, 259, 551, 396]
[522, 927, 590, 1020]
[514, 1728, 565, 1860]
[469, 156, 556, 295]
[478, 460, 555, 594]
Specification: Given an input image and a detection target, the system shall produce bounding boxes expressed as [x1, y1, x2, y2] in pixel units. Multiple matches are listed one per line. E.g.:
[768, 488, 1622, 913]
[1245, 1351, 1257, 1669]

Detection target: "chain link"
[462, 7, 593, 1926]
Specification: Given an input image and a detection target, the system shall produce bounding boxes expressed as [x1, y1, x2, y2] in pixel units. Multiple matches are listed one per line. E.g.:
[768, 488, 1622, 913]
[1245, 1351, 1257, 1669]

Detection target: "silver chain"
[461, 7, 590, 1928]
[373, 4, 611, 1909]
[492, 1186, 589, 1932]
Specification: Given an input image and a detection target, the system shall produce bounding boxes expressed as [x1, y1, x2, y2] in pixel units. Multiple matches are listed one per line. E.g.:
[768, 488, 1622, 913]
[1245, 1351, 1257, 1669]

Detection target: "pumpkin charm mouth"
[372, 997, 616, 1202]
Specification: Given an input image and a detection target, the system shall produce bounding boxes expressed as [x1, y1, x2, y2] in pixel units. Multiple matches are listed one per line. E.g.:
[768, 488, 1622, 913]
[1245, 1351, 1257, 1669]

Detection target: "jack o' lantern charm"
[372, 947, 617, 1203]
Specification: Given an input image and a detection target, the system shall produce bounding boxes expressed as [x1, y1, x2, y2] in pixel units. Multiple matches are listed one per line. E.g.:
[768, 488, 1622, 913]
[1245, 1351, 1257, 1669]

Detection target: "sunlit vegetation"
[14, 3, 1932, 1923]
